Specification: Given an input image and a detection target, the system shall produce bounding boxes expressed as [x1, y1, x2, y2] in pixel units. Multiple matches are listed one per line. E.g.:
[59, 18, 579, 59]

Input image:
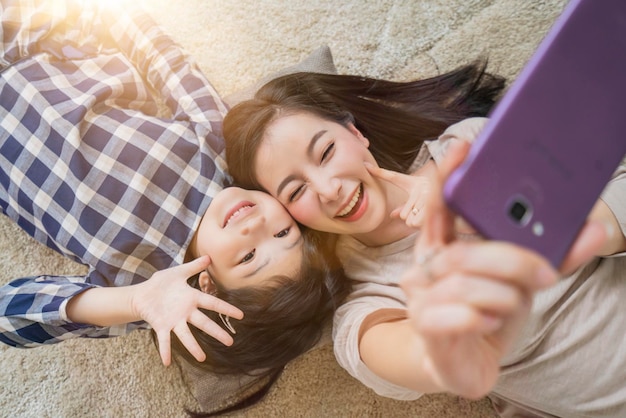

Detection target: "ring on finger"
[411, 206, 419, 216]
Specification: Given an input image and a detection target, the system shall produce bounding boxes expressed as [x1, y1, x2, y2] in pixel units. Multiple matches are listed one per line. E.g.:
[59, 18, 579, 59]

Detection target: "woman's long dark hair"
[161, 228, 350, 416]
[212, 60, 504, 414]
[224, 60, 505, 189]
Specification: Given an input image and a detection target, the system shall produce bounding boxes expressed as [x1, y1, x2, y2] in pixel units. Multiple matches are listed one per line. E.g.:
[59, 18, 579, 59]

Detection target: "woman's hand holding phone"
[400, 141, 608, 398]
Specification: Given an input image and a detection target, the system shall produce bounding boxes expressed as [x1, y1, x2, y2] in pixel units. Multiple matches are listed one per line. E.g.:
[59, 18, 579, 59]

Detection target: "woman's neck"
[352, 217, 416, 247]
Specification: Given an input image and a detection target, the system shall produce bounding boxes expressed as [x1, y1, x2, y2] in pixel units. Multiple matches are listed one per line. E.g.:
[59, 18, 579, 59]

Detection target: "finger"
[426, 274, 523, 314]
[418, 141, 470, 251]
[365, 162, 415, 192]
[399, 200, 415, 221]
[199, 292, 244, 319]
[418, 304, 503, 335]
[400, 258, 434, 291]
[559, 220, 607, 274]
[189, 310, 234, 346]
[429, 241, 558, 292]
[454, 217, 476, 235]
[389, 206, 403, 219]
[406, 208, 425, 228]
[174, 323, 207, 362]
[157, 331, 172, 367]
[179, 255, 212, 277]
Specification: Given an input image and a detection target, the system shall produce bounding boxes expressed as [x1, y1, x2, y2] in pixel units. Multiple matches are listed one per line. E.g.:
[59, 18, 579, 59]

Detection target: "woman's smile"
[335, 183, 367, 222]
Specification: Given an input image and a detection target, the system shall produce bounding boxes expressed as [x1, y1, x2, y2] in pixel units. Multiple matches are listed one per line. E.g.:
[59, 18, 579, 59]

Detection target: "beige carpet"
[0, 0, 568, 416]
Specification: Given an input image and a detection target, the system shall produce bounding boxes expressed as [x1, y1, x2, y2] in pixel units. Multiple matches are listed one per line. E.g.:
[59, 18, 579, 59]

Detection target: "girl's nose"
[241, 214, 265, 235]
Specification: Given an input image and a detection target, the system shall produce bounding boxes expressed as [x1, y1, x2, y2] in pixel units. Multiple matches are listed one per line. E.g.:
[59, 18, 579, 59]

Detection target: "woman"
[223, 68, 626, 417]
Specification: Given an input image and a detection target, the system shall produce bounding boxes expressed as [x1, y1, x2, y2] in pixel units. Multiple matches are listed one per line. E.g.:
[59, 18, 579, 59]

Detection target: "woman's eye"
[239, 249, 255, 264]
[321, 142, 335, 163]
[274, 227, 290, 238]
[288, 185, 305, 202]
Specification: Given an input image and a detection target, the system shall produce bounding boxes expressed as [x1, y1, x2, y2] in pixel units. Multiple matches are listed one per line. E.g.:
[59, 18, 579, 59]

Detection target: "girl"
[223, 67, 626, 417]
[0, 0, 350, 397]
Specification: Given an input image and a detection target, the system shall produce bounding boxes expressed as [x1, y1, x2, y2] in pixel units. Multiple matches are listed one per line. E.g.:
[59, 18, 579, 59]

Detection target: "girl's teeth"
[338, 187, 360, 217]
[226, 206, 251, 225]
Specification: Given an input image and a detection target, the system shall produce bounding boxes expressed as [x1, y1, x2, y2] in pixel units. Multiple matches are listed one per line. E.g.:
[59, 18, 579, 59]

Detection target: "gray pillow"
[223, 45, 337, 107]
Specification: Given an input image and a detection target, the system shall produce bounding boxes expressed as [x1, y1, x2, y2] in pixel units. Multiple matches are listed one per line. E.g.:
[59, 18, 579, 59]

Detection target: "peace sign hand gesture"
[366, 162, 435, 228]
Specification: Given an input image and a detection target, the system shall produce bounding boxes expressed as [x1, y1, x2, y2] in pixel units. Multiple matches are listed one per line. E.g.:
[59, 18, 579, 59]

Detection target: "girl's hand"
[366, 162, 433, 228]
[401, 141, 607, 398]
[131, 256, 244, 366]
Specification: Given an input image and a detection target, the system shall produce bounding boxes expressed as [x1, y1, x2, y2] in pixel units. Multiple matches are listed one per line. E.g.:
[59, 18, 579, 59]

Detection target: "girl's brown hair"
[165, 228, 350, 415]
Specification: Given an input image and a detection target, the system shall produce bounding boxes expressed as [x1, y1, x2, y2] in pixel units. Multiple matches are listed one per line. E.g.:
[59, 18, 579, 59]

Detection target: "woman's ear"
[199, 271, 217, 295]
[347, 123, 369, 147]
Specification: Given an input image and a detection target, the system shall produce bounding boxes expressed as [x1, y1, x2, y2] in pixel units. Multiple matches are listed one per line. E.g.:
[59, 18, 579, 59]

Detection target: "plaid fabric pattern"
[0, 0, 231, 347]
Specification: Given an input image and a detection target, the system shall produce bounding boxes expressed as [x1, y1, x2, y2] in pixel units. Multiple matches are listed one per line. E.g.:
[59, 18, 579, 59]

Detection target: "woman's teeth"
[337, 186, 361, 217]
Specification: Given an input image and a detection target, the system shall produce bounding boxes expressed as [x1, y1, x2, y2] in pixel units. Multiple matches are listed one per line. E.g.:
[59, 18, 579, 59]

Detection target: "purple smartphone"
[443, 0, 626, 267]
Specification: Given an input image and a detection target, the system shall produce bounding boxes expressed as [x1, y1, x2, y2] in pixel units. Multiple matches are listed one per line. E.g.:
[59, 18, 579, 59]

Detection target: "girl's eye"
[288, 185, 305, 202]
[274, 227, 290, 238]
[321, 142, 335, 163]
[239, 249, 255, 264]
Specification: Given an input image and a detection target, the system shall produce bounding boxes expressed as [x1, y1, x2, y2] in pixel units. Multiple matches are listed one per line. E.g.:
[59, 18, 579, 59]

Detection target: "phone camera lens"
[508, 198, 532, 225]
[510, 201, 527, 221]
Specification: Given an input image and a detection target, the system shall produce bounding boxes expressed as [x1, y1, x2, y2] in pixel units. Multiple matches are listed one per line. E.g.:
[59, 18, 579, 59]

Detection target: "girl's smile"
[223, 201, 255, 227]
[189, 187, 303, 290]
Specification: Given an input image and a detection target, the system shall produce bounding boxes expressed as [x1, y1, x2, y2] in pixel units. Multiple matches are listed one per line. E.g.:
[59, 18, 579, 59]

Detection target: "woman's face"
[253, 112, 389, 236]
[193, 187, 303, 290]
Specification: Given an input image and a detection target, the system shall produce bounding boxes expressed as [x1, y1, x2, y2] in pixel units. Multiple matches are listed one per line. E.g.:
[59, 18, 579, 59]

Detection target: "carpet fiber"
[0, 0, 567, 416]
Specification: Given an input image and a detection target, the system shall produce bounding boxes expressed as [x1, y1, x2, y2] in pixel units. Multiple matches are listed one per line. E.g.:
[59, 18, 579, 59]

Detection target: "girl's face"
[253, 112, 389, 236]
[193, 187, 303, 290]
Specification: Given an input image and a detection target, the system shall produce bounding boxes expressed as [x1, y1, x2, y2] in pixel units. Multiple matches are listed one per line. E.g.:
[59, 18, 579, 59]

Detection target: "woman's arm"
[398, 141, 607, 398]
[358, 318, 439, 394]
[358, 122, 609, 398]
[357, 238, 554, 399]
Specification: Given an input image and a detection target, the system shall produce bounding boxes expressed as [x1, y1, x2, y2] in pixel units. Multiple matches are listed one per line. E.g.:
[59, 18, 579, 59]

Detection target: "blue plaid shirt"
[0, 0, 230, 347]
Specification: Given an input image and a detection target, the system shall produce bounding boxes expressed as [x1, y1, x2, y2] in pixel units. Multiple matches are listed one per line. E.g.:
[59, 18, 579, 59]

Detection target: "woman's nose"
[315, 177, 341, 203]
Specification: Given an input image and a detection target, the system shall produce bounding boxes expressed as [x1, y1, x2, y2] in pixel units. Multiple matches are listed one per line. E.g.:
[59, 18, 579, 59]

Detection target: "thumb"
[420, 141, 471, 248]
[365, 162, 414, 193]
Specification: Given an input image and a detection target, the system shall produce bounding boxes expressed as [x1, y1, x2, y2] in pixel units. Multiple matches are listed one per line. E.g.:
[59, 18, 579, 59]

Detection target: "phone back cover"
[443, 0, 626, 266]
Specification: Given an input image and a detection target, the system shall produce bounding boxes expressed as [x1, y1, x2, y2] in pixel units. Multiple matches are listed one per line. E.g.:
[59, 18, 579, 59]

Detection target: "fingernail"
[603, 222, 615, 239]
